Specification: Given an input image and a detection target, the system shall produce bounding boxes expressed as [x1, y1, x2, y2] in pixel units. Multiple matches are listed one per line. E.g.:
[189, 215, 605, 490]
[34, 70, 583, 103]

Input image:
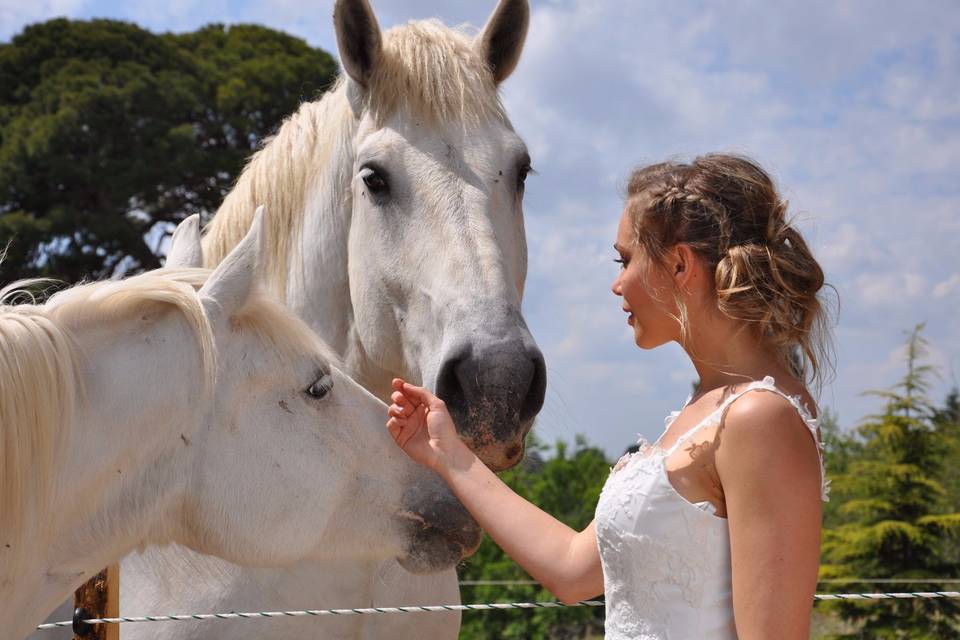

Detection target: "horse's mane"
[0, 271, 215, 550]
[0, 283, 79, 554]
[202, 19, 506, 294]
[0, 268, 335, 550]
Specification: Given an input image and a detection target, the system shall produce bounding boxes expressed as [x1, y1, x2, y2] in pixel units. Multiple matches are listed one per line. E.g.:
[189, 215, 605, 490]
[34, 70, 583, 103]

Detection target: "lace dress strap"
[661, 376, 830, 501]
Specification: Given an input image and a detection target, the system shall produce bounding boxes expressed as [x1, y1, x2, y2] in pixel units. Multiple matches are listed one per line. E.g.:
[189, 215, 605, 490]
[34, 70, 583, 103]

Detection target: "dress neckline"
[654, 375, 818, 455]
[632, 375, 829, 504]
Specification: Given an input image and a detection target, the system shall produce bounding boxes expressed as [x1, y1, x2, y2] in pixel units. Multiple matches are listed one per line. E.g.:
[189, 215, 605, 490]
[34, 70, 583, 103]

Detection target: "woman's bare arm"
[387, 379, 604, 604]
[716, 392, 823, 639]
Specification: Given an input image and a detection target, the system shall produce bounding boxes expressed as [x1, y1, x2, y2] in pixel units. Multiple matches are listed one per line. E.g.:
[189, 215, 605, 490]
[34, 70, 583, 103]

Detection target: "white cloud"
[0, 0, 86, 39]
[856, 272, 928, 306]
[504, 0, 960, 452]
[934, 274, 960, 299]
[3, 0, 958, 455]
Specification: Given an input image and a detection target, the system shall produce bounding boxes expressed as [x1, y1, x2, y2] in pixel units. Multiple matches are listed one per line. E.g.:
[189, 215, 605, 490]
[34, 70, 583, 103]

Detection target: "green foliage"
[819, 325, 960, 638]
[458, 434, 609, 640]
[821, 407, 861, 529]
[0, 18, 337, 282]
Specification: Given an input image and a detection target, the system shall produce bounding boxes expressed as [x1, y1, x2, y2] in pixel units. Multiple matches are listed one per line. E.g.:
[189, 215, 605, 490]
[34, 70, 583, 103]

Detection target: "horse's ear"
[199, 206, 267, 323]
[475, 0, 529, 85]
[333, 0, 383, 87]
[166, 214, 203, 268]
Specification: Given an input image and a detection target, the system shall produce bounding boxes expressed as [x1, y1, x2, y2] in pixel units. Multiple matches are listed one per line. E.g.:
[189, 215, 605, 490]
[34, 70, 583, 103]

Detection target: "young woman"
[386, 154, 832, 639]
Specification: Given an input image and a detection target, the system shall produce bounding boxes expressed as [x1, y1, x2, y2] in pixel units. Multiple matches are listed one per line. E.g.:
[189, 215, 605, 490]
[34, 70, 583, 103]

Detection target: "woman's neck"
[682, 314, 787, 395]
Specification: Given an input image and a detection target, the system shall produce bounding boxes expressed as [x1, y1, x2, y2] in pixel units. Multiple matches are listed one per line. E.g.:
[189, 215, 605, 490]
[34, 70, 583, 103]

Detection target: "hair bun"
[624, 153, 833, 388]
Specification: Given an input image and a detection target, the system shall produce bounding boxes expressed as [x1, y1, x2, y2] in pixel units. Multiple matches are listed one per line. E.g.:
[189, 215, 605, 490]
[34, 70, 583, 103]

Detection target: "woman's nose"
[611, 275, 622, 296]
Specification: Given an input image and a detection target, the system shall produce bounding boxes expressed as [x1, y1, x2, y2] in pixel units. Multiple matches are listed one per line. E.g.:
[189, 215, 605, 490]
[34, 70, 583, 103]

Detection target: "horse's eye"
[360, 166, 389, 197]
[517, 162, 532, 192]
[305, 374, 333, 400]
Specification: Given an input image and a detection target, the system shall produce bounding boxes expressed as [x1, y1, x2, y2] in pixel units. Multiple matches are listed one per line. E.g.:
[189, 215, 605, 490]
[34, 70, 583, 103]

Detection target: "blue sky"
[3, 1, 959, 458]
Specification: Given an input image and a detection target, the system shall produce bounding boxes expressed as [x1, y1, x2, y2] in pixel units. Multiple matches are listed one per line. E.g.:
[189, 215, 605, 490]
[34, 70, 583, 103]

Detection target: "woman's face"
[611, 208, 680, 349]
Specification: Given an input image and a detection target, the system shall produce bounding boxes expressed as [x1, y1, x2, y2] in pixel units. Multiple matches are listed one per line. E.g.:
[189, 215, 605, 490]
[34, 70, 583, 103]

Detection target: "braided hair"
[624, 154, 833, 388]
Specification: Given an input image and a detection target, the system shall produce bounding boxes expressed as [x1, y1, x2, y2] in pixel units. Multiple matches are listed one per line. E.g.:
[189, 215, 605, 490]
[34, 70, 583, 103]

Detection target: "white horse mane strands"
[364, 20, 505, 125]
[0, 267, 334, 566]
[202, 19, 508, 295]
[0, 282, 78, 564]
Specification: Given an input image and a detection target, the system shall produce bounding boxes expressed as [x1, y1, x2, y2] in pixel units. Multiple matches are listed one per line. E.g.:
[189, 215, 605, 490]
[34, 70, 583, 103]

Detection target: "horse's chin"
[471, 434, 527, 471]
[395, 510, 483, 574]
[398, 527, 482, 575]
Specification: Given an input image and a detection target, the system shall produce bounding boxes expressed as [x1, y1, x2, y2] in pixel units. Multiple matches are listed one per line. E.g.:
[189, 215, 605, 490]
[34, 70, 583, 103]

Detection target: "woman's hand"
[386, 378, 604, 604]
[386, 378, 474, 474]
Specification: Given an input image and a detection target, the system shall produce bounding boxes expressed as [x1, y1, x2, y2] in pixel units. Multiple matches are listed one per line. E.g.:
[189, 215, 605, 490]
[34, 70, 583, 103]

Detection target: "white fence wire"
[36, 591, 960, 631]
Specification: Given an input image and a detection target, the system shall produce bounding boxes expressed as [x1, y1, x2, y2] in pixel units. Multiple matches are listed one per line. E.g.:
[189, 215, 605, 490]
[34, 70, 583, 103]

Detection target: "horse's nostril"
[436, 340, 545, 462]
[519, 348, 547, 423]
[436, 346, 470, 420]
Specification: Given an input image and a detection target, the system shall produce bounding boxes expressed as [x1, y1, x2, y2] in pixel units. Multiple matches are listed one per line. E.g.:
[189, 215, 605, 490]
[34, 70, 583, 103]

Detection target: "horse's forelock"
[366, 20, 505, 125]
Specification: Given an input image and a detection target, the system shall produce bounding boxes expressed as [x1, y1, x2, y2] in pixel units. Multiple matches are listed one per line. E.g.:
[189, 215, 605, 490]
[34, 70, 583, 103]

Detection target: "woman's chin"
[632, 326, 649, 348]
[633, 327, 662, 350]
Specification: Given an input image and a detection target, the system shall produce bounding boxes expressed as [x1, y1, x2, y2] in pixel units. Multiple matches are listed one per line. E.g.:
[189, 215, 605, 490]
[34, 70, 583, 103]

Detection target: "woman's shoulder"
[722, 388, 816, 439]
[715, 380, 824, 495]
[719, 375, 817, 422]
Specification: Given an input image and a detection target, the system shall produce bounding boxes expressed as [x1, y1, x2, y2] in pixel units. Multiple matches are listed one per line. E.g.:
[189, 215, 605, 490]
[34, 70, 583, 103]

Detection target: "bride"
[386, 153, 832, 638]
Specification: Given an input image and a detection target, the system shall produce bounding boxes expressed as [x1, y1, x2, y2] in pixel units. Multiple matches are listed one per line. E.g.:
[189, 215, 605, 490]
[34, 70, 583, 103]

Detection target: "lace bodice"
[594, 376, 828, 639]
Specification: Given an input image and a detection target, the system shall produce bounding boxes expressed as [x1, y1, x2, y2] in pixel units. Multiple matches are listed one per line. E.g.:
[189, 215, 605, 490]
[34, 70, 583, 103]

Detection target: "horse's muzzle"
[395, 481, 482, 574]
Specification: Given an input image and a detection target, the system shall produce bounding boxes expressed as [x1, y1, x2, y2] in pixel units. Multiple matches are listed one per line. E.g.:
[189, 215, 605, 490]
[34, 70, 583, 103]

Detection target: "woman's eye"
[305, 374, 333, 400]
[614, 257, 627, 269]
[360, 166, 389, 196]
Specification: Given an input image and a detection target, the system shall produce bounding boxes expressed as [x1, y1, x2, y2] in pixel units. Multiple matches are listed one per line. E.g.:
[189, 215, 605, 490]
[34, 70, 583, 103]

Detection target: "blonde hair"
[203, 19, 506, 294]
[625, 154, 834, 388]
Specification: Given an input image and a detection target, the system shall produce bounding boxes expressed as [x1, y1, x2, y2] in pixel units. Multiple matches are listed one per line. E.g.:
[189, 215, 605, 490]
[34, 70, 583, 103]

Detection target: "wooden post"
[73, 564, 119, 640]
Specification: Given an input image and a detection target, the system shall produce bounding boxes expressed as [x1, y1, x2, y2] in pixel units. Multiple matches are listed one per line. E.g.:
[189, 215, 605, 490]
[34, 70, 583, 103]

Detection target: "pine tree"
[932, 387, 960, 583]
[820, 325, 960, 638]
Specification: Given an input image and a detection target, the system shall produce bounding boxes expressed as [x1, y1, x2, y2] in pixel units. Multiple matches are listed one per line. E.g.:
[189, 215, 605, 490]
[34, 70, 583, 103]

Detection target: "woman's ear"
[671, 244, 700, 291]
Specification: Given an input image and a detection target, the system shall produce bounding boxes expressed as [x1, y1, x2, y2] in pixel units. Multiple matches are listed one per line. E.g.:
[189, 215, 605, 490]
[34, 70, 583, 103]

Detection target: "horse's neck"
[278, 123, 399, 401]
[211, 88, 402, 401]
[2, 317, 200, 638]
[284, 175, 355, 360]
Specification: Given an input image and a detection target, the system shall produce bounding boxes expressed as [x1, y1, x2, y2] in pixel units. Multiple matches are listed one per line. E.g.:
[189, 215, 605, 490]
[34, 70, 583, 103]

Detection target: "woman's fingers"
[386, 417, 402, 444]
[392, 378, 446, 412]
[387, 416, 418, 449]
[392, 378, 435, 405]
[390, 391, 415, 417]
[402, 381, 443, 409]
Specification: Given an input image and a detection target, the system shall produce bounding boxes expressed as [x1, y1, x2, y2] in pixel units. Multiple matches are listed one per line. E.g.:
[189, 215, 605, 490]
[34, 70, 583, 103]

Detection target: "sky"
[3, 0, 959, 458]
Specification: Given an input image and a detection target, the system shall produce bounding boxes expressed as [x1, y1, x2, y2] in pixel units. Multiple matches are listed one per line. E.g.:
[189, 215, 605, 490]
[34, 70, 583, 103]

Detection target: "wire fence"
[461, 578, 960, 586]
[36, 591, 960, 631]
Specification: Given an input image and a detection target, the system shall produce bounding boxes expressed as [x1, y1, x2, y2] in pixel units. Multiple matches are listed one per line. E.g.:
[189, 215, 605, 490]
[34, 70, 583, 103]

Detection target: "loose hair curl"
[625, 153, 834, 389]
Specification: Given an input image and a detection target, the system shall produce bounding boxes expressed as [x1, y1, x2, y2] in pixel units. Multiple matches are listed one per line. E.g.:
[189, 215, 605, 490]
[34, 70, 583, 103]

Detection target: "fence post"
[72, 563, 119, 640]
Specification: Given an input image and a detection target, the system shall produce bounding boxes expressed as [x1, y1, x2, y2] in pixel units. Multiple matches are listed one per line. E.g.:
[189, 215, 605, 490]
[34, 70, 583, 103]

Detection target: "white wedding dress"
[594, 376, 829, 639]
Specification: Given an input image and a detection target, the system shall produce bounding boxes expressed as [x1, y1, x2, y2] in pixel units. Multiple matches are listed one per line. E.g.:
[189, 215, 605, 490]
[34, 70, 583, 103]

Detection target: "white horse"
[113, 1, 540, 639]
[8, 212, 479, 640]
